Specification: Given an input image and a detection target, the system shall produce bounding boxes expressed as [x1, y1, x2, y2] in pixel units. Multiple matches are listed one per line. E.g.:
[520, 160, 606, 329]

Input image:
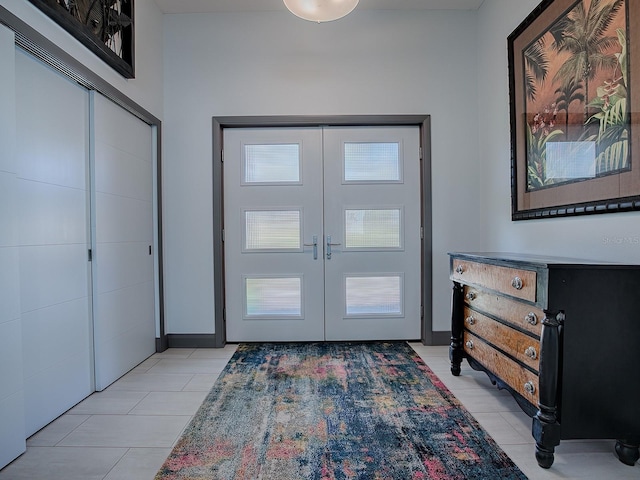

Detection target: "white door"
[224, 126, 421, 341]
[91, 92, 156, 390]
[15, 49, 93, 436]
[323, 127, 421, 340]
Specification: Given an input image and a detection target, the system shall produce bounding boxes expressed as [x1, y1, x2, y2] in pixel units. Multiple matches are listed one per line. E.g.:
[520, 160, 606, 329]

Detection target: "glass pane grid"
[344, 142, 400, 182]
[345, 275, 402, 316]
[345, 209, 401, 248]
[245, 210, 301, 250]
[244, 144, 300, 183]
[245, 277, 302, 317]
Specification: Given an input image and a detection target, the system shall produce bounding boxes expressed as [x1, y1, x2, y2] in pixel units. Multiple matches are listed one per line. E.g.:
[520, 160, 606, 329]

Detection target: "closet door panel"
[0, 25, 25, 470]
[95, 192, 153, 243]
[15, 52, 87, 190]
[18, 245, 89, 313]
[95, 143, 153, 201]
[95, 242, 154, 294]
[15, 49, 92, 437]
[17, 180, 88, 246]
[92, 92, 155, 391]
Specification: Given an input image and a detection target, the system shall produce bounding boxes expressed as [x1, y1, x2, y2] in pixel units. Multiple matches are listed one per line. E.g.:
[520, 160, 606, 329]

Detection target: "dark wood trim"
[0, 5, 167, 352]
[213, 115, 435, 347]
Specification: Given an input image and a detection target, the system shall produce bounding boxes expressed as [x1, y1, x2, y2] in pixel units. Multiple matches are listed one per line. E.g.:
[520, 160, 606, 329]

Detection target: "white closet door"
[0, 25, 25, 469]
[91, 92, 156, 390]
[15, 50, 93, 436]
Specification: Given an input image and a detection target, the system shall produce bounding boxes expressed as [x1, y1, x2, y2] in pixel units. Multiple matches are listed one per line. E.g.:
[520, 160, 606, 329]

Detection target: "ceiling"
[154, 0, 485, 15]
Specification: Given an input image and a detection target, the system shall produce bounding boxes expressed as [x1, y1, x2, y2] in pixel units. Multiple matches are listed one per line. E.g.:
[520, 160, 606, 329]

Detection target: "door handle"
[303, 235, 318, 260]
[326, 235, 341, 260]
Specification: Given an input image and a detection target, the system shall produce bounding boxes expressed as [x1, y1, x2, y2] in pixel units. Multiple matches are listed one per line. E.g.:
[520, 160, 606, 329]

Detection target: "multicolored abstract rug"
[155, 342, 527, 479]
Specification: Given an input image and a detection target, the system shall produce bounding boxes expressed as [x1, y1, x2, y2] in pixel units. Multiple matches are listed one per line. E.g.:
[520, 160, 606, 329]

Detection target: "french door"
[223, 126, 421, 341]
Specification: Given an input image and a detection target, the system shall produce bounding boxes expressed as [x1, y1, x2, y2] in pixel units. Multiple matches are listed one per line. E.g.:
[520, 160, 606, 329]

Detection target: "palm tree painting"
[523, 0, 629, 192]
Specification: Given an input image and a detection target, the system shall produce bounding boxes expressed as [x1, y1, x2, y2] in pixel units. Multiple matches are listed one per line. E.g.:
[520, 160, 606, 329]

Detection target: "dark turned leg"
[615, 440, 640, 466]
[532, 311, 563, 468]
[449, 281, 464, 376]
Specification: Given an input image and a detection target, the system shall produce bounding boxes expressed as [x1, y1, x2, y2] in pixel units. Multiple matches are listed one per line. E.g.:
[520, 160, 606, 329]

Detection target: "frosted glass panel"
[245, 277, 302, 317]
[345, 276, 402, 316]
[344, 142, 400, 182]
[244, 144, 300, 183]
[245, 210, 301, 250]
[345, 209, 401, 248]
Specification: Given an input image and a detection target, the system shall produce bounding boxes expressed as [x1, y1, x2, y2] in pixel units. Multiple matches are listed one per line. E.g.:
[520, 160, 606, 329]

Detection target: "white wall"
[477, 0, 640, 264]
[0, 0, 164, 118]
[162, 9, 482, 334]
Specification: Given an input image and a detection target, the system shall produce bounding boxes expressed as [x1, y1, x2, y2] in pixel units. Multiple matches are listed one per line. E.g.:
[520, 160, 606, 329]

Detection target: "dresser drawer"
[452, 259, 537, 302]
[464, 331, 539, 406]
[462, 286, 543, 337]
[463, 306, 540, 372]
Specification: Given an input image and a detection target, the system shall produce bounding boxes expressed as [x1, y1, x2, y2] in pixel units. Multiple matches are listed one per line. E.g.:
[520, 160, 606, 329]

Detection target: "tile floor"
[0, 343, 637, 479]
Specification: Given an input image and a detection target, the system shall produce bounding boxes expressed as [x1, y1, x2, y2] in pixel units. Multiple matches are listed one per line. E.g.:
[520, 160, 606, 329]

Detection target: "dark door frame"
[212, 115, 439, 347]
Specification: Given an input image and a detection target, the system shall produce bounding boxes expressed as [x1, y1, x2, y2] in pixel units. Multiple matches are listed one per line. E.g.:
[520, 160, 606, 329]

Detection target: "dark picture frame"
[508, 0, 639, 220]
[28, 0, 134, 78]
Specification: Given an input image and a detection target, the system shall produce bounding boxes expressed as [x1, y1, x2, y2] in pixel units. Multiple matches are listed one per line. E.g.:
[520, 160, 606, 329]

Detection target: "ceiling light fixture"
[283, 0, 359, 23]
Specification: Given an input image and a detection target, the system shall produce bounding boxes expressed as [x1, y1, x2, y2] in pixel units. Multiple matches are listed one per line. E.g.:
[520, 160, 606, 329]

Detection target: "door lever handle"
[326, 235, 341, 260]
[303, 235, 318, 260]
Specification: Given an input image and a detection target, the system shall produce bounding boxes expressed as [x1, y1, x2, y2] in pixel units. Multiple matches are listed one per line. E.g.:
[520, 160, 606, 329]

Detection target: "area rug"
[155, 342, 527, 480]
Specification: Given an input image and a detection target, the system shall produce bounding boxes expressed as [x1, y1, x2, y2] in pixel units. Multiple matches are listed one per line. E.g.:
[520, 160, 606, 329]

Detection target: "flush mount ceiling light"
[283, 0, 359, 23]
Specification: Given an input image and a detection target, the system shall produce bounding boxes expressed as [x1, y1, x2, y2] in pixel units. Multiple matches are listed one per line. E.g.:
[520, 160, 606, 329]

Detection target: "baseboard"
[423, 330, 451, 346]
[166, 334, 218, 348]
[156, 336, 169, 353]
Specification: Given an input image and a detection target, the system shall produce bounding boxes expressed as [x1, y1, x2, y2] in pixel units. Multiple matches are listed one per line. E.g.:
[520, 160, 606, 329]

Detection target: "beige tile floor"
[0, 343, 637, 479]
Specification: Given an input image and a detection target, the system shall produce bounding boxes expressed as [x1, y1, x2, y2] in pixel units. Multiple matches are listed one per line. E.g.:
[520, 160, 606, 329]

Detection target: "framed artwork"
[508, 0, 639, 219]
[28, 0, 134, 78]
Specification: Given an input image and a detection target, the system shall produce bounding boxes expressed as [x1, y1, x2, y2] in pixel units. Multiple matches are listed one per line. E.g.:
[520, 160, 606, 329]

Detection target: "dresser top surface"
[449, 252, 640, 269]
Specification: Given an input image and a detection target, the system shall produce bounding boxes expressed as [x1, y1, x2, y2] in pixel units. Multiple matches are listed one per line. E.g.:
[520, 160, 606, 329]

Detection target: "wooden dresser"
[448, 252, 640, 469]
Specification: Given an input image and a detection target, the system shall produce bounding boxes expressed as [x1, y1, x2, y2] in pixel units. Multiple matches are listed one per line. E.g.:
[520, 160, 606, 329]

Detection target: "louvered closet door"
[224, 126, 421, 341]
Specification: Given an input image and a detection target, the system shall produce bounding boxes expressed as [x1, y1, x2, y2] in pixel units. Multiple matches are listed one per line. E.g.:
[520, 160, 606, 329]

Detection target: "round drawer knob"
[455, 265, 464, 274]
[525, 312, 538, 326]
[524, 381, 536, 395]
[525, 346, 538, 360]
[465, 316, 476, 326]
[511, 276, 523, 290]
[465, 340, 474, 350]
[465, 291, 476, 301]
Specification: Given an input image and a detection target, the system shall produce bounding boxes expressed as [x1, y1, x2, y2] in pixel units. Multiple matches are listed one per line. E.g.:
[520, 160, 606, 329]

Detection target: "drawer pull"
[465, 316, 476, 326]
[525, 346, 538, 360]
[455, 265, 465, 274]
[511, 276, 523, 290]
[465, 340, 474, 350]
[465, 291, 476, 301]
[524, 381, 536, 395]
[525, 312, 538, 326]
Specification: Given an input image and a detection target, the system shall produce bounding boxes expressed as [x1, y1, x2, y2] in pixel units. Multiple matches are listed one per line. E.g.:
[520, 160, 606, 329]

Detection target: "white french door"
[224, 126, 421, 341]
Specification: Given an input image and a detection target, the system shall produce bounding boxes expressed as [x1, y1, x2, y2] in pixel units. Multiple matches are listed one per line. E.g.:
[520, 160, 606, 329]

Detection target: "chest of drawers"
[448, 252, 640, 469]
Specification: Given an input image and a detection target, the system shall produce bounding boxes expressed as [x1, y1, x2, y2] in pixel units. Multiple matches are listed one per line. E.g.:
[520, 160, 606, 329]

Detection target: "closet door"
[0, 26, 25, 469]
[15, 50, 93, 436]
[91, 92, 156, 390]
